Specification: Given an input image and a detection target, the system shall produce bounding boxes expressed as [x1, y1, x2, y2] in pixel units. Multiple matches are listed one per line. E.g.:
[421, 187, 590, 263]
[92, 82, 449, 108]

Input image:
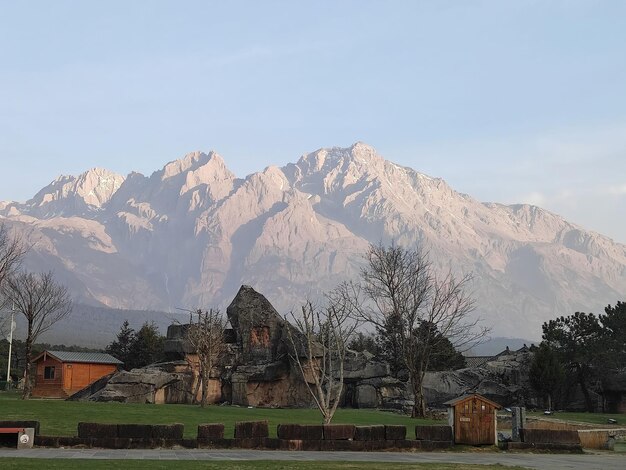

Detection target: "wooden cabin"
[31, 350, 122, 398]
[444, 393, 502, 446]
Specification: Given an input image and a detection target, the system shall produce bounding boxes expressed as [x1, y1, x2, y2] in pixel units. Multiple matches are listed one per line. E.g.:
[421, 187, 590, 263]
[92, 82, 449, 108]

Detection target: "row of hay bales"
[30, 421, 454, 450]
[524, 419, 623, 450]
[503, 428, 619, 452]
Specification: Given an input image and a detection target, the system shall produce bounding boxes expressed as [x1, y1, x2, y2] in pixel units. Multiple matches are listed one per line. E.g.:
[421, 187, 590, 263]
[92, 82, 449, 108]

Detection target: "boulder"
[355, 384, 378, 408]
[227, 285, 289, 363]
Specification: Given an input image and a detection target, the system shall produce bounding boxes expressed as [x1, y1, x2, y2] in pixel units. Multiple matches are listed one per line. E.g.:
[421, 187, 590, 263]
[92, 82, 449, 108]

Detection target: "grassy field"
[0, 460, 526, 470]
[526, 411, 625, 426]
[0, 391, 440, 438]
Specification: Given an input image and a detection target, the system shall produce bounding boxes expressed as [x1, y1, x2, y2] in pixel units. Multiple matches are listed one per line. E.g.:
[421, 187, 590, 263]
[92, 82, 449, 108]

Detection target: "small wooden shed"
[31, 350, 122, 398]
[444, 393, 501, 445]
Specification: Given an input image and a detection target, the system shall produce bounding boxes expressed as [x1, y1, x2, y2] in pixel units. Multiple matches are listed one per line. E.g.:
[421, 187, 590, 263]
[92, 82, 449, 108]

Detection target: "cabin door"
[63, 364, 73, 390]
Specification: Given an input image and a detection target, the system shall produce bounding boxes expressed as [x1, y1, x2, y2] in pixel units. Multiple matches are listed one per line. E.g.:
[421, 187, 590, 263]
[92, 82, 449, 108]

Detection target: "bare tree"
[186, 308, 226, 407]
[286, 295, 358, 424]
[342, 243, 488, 418]
[2, 271, 72, 398]
[0, 223, 27, 308]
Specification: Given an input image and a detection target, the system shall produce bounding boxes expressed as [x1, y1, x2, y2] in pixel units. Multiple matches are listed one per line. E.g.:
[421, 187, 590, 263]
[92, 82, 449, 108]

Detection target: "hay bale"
[233, 437, 263, 448]
[181, 438, 198, 448]
[393, 439, 422, 449]
[77, 422, 118, 439]
[354, 426, 372, 441]
[354, 425, 385, 441]
[279, 439, 303, 451]
[117, 424, 153, 439]
[197, 423, 225, 439]
[197, 438, 233, 448]
[262, 437, 280, 449]
[234, 420, 269, 439]
[277, 424, 300, 440]
[415, 425, 452, 441]
[34, 436, 59, 447]
[420, 439, 452, 450]
[152, 424, 184, 439]
[385, 425, 406, 440]
[524, 428, 580, 445]
[320, 439, 353, 451]
[277, 424, 324, 440]
[91, 437, 131, 449]
[323, 424, 355, 440]
[578, 430, 613, 450]
[58, 436, 90, 447]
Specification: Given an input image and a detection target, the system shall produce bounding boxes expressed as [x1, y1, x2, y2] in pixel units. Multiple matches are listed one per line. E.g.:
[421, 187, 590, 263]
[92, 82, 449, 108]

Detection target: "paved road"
[1, 448, 625, 469]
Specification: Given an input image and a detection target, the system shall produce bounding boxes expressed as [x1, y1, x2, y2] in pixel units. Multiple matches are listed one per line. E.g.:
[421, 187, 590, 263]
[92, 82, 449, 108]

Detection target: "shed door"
[63, 364, 73, 390]
[455, 398, 495, 445]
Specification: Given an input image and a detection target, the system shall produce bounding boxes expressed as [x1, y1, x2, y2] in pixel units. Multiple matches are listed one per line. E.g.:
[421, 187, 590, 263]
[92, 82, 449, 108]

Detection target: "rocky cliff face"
[1, 143, 625, 338]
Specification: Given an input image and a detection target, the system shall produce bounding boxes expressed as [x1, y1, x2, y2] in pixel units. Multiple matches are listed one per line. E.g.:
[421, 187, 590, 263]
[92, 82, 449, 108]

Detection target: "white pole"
[6, 303, 14, 386]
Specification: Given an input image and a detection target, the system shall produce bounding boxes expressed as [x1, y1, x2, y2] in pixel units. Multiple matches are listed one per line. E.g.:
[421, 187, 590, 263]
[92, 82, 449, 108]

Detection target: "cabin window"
[44, 366, 55, 379]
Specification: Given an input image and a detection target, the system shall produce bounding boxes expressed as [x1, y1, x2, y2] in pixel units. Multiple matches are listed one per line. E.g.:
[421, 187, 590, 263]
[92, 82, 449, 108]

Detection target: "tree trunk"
[547, 393, 552, 411]
[192, 365, 202, 405]
[410, 373, 427, 418]
[200, 368, 209, 408]
[22, 330, 33, 400]
[577, 366, 594, 412]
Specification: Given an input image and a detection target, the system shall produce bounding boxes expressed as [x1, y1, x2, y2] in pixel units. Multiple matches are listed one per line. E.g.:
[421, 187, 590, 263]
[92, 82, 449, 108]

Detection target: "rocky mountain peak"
[25, 167, 125, 217]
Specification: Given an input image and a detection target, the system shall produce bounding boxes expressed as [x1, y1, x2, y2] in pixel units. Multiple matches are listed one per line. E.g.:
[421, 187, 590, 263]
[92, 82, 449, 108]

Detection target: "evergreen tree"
[127, 321, 164, 370]
[105, 320, 135, 369]
[347, 332, 380, 355]
[529, 342, 565, 410]
[542, 311, 604, 412]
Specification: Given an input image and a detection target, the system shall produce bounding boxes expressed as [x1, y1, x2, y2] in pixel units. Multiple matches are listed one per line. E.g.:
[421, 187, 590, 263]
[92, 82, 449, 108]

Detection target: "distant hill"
[10, 304, 188, 347]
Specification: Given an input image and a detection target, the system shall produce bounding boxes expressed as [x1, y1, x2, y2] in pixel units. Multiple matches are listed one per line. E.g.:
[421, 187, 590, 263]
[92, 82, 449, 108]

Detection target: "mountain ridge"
[1, 143, 624, 339]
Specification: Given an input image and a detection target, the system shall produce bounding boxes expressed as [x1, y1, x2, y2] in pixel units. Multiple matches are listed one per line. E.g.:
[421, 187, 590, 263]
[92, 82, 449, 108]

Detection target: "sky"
[1, 0, 625, 243]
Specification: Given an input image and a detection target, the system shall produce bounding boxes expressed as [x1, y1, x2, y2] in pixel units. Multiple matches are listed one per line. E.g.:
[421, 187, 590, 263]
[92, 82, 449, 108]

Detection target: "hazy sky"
[1, 1, 625, 242]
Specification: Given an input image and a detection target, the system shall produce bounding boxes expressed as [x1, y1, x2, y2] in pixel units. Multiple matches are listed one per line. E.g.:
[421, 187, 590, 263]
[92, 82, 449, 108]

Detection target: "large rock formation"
[81, 285, 532, 410]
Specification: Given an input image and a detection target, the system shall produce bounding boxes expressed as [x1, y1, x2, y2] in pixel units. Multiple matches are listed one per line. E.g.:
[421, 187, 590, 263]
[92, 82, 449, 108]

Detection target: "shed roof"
[443, 393, 502, 409]
[34, 350, 123, 365]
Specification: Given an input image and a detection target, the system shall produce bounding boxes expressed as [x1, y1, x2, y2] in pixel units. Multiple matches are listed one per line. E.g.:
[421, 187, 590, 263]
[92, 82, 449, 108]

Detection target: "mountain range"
[1, 142, 624, 339]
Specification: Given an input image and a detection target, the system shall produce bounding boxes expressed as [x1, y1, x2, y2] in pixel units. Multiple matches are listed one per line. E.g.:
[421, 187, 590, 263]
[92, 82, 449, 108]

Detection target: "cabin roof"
[33, 350, 123, 365]
[443, 393, 502, 409]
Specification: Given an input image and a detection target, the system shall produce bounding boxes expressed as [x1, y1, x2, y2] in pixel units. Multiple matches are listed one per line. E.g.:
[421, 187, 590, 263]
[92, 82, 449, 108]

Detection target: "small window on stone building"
[44, 366, 55, 379]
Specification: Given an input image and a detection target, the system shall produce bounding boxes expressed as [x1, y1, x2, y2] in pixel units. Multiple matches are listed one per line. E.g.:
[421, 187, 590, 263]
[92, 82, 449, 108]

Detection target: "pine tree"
[105, 320, 135, 369]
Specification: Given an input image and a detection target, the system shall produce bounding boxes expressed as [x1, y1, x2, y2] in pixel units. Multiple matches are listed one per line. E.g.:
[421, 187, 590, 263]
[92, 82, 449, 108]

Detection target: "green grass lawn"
[0, 391, 440, 438]
[526, 411, 625, 426]
[0, 460, 526, 470]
